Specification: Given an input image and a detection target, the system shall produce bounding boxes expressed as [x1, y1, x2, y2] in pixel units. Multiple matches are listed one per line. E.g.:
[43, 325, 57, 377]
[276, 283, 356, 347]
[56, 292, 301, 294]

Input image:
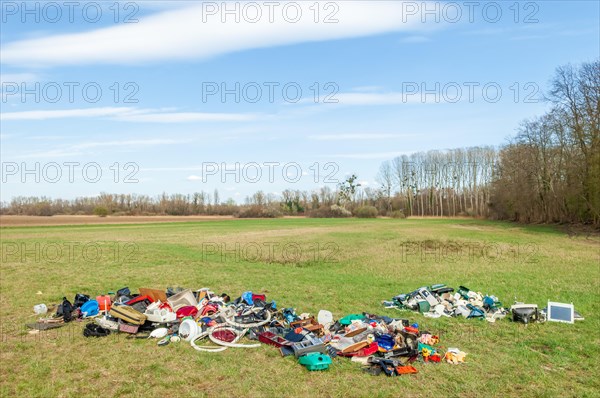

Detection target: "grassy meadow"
[0, 218, 598, 397]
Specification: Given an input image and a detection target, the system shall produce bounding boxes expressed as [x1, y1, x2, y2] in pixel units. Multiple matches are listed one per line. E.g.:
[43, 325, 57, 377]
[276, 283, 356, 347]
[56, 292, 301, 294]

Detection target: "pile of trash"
[27, 286, 467, 376]
[382, 284, 584, 325]
[382, 284, 507, 322]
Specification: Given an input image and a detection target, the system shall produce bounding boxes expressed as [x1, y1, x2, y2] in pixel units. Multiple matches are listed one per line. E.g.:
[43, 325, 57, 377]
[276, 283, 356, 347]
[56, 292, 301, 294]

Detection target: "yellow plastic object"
[444, 349, 467, 364]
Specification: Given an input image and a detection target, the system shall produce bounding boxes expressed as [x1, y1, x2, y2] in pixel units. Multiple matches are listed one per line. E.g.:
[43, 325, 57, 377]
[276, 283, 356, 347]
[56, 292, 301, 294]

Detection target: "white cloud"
[12, 138, 183, 159]
[305, 89, 464, 106]
[309, 133, 412, 141]
[186, 175, 202, 181]
[327, 151, 411, 160]
[0, 72, 38, 84]
[0, 107, 260, 122]
[1, 1, 433, 67]
[139, 1, 192, 11]
[71, 139, 181, 150]
[401, 35, 431, 43]
[334, 92, 416, 105]
[27, 135, 69, 141]
[115, 112, 259, 123]
[0, 107, 136, 120]
[11, 148, 83, 159]
[142, 166, 205, 172]
[143, 163, 287, 173]
[351, 86, 385, 93]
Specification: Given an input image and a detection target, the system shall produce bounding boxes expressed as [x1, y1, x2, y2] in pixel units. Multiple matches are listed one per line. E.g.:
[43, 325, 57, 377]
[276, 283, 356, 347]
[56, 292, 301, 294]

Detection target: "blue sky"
[1, 1, 598, 202]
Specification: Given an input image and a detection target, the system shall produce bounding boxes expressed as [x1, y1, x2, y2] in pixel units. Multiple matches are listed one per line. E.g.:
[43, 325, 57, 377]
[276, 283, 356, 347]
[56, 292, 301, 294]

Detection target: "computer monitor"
[547, 301, 574, 324]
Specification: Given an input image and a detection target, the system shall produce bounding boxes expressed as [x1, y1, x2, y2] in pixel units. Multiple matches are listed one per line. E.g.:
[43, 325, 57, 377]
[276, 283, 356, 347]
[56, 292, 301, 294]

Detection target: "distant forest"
[2, 61, 598, 227]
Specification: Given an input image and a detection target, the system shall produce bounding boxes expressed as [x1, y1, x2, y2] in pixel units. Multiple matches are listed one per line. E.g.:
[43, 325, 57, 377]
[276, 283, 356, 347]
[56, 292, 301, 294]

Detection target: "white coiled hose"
[223, 309, 271, 328]
[189, 306, 269, 351]
[190, 325, 261, 351]
[208, 326, 260, 348]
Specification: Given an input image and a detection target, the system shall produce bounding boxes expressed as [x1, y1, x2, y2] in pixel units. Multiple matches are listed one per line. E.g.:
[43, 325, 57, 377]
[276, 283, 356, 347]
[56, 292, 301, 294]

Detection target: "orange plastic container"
[97, 295, 112, 312]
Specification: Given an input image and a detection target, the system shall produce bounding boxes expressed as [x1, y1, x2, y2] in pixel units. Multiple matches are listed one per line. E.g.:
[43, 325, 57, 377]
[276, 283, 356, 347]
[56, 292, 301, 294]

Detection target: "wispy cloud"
[303, 85, 472, 106]
[351, 85, 385, 93]
[335, 92, 412, 105]
[12, 138, 184, 159]
[11, 148, 84, 159]
[511, 27, 598, 41]
[115, 112, 259, 123]
[0, 107, 136, 120]
[141, 166, 205, 172]
[71, 139, 181, 150]
[326, 151, 411, 160]
[400, 35, 431, 43]
[0, 72, 38, 84]
[1, 1, 434, 67]
[143, 164, 267, 173]
[27, 135, 69, 141]
[309, 133, 413, 141]
[461, 23, 596, 41]
[1, 107, 260, 122]
[312, 91, 441, 106]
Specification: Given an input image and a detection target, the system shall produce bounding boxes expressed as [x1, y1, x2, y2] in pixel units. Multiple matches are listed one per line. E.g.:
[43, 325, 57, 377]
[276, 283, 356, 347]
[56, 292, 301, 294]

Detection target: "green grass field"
[1, 218, 598, 397]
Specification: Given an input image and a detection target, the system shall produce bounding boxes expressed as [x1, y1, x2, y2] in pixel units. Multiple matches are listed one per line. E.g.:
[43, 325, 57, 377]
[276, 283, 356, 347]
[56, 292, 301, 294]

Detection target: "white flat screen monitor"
[547, 301, 574, 324]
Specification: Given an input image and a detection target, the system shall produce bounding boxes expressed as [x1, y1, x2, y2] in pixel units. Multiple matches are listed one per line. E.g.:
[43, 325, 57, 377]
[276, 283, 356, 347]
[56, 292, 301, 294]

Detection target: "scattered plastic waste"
[385, 284, 510, 323]
[384, 284, 585, 327]
[30, 283, 580, 375]
[27, 285, 472, 375]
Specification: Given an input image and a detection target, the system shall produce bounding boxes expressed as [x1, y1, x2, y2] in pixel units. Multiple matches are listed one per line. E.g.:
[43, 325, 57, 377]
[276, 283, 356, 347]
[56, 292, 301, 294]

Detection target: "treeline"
[2, 192, 238, 217]
[376, 147, 497, 218]
[491, 61, 599, 225]
[374, 60, 599, 226]
[0, 148, 500, 219]
[0, 189, 365, 218]
[1, 61, 598, 226]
